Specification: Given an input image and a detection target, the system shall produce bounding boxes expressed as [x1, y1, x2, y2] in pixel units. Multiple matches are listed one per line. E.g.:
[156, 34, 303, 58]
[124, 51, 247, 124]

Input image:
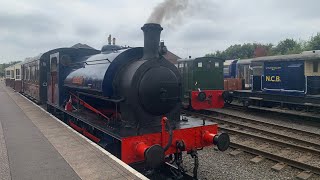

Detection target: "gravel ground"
[183, 147, 320, 180]
[212, 108, 320, 135]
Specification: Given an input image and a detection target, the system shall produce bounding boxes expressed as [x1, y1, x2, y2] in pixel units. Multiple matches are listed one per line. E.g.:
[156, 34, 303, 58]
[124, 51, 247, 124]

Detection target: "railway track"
[226, 103, 320, 123]
[182, 110, 320, 175]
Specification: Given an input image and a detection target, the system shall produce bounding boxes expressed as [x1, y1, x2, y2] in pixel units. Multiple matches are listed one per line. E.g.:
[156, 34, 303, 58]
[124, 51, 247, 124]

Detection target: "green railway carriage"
[177, 57, 225, 110]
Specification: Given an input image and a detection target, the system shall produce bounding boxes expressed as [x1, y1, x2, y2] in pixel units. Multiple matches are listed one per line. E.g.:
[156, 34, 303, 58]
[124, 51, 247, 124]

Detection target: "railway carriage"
[178, 57, 225, 110]
[233, 51, 320, 109]
[22, 54, 48, 103]
[4, 64, 22, 91]
[236, 59, 253, 89]
[21, 48, 99, 104]
[4, 65, 14, 88]
[223, 59, 244, 91]
[13, 62, 22, 92]
[224, 60, 236, 78]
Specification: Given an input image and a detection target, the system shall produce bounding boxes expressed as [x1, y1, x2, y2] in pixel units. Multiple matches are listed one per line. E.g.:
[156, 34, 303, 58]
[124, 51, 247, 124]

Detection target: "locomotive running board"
[46, 102, 122, 140]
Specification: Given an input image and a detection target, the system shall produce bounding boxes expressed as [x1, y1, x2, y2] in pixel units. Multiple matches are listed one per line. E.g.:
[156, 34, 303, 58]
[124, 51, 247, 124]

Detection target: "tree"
[306, 33, 320, 50]
[272, 38, 303, 55]
[205, 43, 273, 59]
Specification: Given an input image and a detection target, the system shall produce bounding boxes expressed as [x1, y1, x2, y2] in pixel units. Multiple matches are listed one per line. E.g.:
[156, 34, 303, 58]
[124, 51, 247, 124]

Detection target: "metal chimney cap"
[141, 23, 163, 31]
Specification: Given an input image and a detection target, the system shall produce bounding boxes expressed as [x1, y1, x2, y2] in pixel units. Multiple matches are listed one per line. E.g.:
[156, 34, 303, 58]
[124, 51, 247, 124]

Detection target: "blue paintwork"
[224, 60, 238, 78]
[65, 47, 143, 97]
[307, 76, 320, 95]
[230, 60, 238, 78]
[262, 60, 305, 96]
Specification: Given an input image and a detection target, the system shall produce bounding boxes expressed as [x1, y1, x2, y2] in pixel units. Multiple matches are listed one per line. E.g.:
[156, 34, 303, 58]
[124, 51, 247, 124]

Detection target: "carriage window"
[11, 70, 14, 78]
[179, 63, 184, 68]
[51, 57, 58, 72]
[6, 70, 10, 78]
[35, 65, 39, 82]
[32, 66, 36, 81]
[215, 62, 219, 68]
[29, 66, 32, 80]
[313, 61, 318, 72]
[25, 67, 29, 80]
[16, 69, 20, 79]
[198, 62, 202, 68]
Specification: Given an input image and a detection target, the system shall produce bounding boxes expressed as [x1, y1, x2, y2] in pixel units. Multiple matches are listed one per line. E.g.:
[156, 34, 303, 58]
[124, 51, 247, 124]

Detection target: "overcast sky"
[0, 0, 319, 63]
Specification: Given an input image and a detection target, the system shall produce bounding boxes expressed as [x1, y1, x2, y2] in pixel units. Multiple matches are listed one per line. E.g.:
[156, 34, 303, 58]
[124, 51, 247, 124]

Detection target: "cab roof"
[178, 56, 225, 62]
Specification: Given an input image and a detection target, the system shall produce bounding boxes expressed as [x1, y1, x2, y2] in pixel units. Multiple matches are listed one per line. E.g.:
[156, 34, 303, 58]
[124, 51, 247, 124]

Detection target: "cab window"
[16, 69, 20, 79]
[313, 61, 318, 72]
[11, 70, 14, 78]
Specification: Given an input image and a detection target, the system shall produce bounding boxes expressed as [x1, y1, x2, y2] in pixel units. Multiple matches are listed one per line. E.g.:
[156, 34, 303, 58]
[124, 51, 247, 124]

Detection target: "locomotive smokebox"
[141, 23, 163, 60]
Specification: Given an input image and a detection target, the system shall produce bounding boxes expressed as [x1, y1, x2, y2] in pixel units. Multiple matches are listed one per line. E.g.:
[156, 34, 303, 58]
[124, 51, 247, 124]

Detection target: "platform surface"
[0, 84, 146, 180]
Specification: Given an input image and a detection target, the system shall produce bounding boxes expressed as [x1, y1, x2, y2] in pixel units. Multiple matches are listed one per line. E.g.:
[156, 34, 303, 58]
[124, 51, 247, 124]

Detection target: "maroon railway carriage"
[13, 63, 22, 92]
[21, 48, 99, 104]
[4, 66, 14, 88]
[4, 64, 22, 92]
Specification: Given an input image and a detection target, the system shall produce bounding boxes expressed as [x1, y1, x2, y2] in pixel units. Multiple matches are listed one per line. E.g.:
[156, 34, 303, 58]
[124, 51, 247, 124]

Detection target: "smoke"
[147, 0, 189, 26]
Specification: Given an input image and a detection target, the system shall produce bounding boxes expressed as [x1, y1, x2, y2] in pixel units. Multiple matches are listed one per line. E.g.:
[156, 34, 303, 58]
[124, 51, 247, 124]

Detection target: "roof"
[23, 54, 43, 64]
[4, 62, 23, 71]
[302, 50, 320, 55]
[22, 46, 100, 65]
[250, 52, 320, 62]
[237, 59, 254, 64]
[4, 65, 14, 71]
[71, 43, 96, 50]
[163, 50, 181, 64]
[13, 62, 23, 68]
[224, 59, 237, 66]
[178, 56, 225, 62]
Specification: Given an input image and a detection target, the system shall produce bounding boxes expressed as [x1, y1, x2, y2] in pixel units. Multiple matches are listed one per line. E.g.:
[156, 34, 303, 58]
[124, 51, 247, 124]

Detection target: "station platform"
[0, 84, 146, 180]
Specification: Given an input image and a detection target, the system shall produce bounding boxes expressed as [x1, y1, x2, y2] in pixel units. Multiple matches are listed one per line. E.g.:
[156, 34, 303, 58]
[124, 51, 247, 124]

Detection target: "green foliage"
[206, 33, 320, 59]
[272, 39, 303, 55]
[305, 33, 320, 50]
[206, 43, 273, 59]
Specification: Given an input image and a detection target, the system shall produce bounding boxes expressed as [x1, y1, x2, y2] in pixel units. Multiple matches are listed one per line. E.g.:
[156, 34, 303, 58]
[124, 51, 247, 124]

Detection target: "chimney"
[112, 37, 116, 45]
[141, 23, 163, 60]
[108, 34, 111, 45]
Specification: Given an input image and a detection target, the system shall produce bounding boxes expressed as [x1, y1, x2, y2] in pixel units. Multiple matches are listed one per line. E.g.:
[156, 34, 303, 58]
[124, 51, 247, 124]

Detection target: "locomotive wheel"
[222, 91, 233, 104]
[224, 98, 233, 104]
[242, 100, 250, 108]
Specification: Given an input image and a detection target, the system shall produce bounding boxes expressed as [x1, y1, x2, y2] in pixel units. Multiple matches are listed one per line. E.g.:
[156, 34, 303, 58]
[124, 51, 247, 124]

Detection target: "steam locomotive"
[6, 23, 230, 178]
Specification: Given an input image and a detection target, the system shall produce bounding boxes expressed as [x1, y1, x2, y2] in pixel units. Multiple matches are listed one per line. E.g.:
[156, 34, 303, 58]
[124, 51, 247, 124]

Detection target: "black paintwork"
[64, 23, 182, 129]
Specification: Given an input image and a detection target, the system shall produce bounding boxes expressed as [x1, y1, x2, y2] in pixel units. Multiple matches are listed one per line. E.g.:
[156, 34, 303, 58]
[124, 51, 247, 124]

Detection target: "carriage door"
[49, 53, 59, 104]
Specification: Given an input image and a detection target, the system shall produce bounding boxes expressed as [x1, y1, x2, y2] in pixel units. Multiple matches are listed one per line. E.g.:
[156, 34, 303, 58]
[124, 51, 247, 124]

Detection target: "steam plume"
[147, 0, 189, 25]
